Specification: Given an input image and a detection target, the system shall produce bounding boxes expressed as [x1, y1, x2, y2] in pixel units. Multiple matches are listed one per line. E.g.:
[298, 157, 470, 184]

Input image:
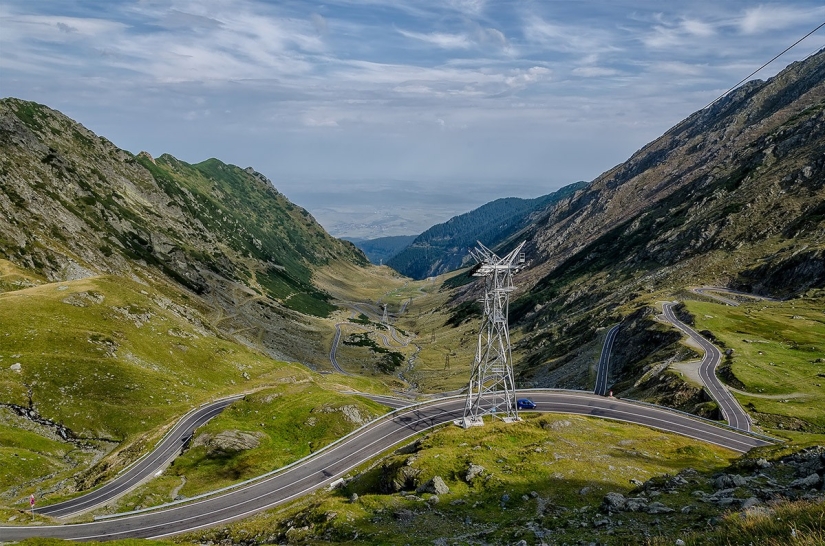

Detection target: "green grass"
[649, 499, 825, 546]
[176, 414, 736, 545]
[0, 271, 367, 505]
[683, 294, 825, 433]
[109, 384, 392, 510]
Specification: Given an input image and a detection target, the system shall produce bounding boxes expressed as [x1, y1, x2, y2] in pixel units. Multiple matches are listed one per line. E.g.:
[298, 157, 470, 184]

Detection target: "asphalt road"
[661, 302, 752, 432]
[329, 322, 351, 375]
[35, 395, 244, 519]
[3, 390, 770, 541]
[691, 286, 778, 307]
[594, 324, 620, 396]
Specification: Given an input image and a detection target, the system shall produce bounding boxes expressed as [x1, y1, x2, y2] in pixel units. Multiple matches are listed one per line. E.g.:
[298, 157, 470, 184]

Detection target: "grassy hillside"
[683, 291, 825, 435]
[176, 414, 738, 545]
[0, 98, 369, 383]
[0, 258, 396, 509]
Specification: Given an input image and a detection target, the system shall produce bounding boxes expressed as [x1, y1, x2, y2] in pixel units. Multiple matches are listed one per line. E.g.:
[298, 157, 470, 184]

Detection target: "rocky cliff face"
[511, 49, 825, 370]
[0, 98, 367, 363]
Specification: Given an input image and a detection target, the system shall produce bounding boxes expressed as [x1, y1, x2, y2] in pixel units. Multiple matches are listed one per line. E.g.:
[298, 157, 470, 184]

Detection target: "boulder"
[790, 473, 821, 489]
[624, 498, 649, 512]
[602, 492, 626, 511]
[741, 497, 761, 510]
[381, 463, 421, 493]
[646, 502, 674, 514]
[195, 430, 263, 456]
[417, 476, 449, 495]
[465, 463, 485, 482]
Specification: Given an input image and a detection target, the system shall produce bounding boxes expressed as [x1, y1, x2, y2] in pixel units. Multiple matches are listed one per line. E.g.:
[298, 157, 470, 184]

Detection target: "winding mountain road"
[594, 325, 620, 396]
[661, 302, 752, 432]
[329, 321, 352, 375]
[3, 390, 770, 541]
[691, 286, 778, 307]
[35, 395, 243, 518]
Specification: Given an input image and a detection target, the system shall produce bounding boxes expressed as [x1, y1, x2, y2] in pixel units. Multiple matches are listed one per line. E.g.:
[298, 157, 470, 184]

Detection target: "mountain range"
[0, 98, 370, 365]
[1, 47, 824, 544]
[383, 183, 587, 279]
[500, 48, 825, 388]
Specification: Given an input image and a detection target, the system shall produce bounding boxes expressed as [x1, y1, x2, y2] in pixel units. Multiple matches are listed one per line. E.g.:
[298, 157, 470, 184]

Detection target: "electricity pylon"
[382, 304, 389, 324]
[459, 241, 526, 428]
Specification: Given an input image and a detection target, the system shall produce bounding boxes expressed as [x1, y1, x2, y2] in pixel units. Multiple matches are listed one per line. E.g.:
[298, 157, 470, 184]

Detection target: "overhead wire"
[703, 20, 825, 110]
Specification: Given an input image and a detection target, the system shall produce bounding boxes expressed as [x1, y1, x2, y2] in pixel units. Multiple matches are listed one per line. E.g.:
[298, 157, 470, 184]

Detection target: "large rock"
[789, 473, 821, 489]
[602, 492, 626, 511]
[624, 498, 649, 512]
[646, 502, 674, 514]
[194, 430, 263, 456]
[465, 463, 485, 482]
[379, 460, 420, 493]
[417, 476, 449, 495]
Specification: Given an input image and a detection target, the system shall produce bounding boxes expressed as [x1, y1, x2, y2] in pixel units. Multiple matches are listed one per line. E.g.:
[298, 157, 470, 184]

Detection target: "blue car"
[516, 398, 536, 410]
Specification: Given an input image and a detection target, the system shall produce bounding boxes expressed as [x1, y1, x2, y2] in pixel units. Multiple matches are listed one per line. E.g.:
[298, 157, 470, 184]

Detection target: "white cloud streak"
[1, 0, 823, 227]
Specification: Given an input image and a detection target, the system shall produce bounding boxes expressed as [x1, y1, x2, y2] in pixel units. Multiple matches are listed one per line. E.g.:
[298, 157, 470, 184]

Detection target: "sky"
[2, 1, 825, 237]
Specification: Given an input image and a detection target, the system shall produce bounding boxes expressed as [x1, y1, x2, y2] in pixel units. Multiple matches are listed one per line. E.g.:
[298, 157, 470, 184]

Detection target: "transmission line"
[704, 20, 825, 110]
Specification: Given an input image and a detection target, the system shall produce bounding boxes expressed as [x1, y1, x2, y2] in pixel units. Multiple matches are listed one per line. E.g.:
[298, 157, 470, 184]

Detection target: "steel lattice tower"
[460, 241, 526, 428]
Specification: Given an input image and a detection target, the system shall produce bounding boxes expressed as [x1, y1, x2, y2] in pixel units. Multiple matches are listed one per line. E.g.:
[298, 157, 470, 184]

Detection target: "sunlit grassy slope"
[176, 414, 736, 545]
[105, 385, 392, 513]
[684, 290, 825, 434]
[0, 259, 393, 507]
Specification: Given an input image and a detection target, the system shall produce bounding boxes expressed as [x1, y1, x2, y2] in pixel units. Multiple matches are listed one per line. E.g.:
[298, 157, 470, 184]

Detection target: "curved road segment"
[594, 325, 620, 396]
[661, 302, 752, 432]
[691, 286, 777, 307]
[34, 395, 243, 519]
[3, 390, 770, 541]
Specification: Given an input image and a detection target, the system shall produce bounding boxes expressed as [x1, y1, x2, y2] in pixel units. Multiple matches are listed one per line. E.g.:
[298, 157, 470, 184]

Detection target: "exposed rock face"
[379, 457, 421, 493]
[509, 49, 825, 383]
[311, 404, 373, 426]
[603, 447, 825, 518]
[193, 430, 264, 457]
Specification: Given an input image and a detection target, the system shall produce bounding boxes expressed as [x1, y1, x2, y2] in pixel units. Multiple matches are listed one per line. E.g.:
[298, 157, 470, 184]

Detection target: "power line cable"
[703, 20, 825, 110]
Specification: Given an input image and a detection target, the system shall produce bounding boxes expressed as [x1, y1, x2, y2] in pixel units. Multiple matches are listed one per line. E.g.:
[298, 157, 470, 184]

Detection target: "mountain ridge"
[387, 182, 587, 279]
[498, 48, 825, 388]
[0, 97, 368, 364]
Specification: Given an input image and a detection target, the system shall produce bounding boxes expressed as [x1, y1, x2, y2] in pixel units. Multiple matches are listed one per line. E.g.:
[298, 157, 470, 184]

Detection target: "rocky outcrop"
[193, 430, 264, 457]
[602, 447, 825, 518]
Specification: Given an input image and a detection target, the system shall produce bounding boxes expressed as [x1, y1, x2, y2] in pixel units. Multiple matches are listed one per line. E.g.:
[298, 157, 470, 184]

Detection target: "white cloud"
[311, 13, 328, 35]
[505, 66, 551, 87]
[523, 15, 615, 54]
[447, 0, 486, 16]
[572, 66, 618, 78]
[681, 18, 715, 37]
[396, 28, 472, 49]
[740, 4, 825, 34]
[653, 61, 706, 77]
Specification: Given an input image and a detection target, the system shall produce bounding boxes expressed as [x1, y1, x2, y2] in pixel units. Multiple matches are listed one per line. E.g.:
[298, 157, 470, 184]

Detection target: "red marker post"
[29, 494, 35, 516]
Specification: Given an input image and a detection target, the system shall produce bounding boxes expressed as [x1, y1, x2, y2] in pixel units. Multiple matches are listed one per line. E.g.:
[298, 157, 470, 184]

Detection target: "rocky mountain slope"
[0, 98, 368, 363]
[386, 182, 586, 280]
[448, 49, 825, 391]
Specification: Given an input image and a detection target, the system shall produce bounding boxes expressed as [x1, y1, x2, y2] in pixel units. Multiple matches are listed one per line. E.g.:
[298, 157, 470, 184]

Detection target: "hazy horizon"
[2, 1, 824, 239]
